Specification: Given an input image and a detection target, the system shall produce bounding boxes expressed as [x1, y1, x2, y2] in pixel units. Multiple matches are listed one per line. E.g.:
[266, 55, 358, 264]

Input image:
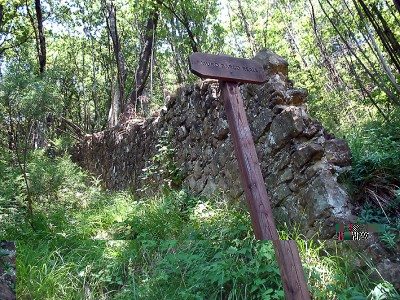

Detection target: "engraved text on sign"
[189, 52, 267, 84]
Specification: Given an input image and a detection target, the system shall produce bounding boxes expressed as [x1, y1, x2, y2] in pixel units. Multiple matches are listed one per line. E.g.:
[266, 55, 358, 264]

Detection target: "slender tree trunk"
[237, 0, 255, 57]
[372, 4, 400, 60]
[394, 0, 400, 14]
[358, 0, 400, 73]
[386, 0, 400, 27]
[26, 1, 40, 71]
[129, 8, 159, 106]
[154, 56, 168, 98]
[0, 4, 4, 33]
[178, 14, 199, 53]
[34, 0, 46, 73]
[80, 41, 90, 133]
[279, 2, 309, 70]
[352, 1, 400, 96]
[90, 36, 99, 131]
[107, 31, 120, 127]
[319, 0, 400, 107]
[166, 18, 185, 83]
[156, 0, 198, 53]
[226, 1, 246, 57]
[309, 1, 345, 87]
[329, 0, 400, 97]
[105, 2, 128, 125]
[9, 103, 34, 222]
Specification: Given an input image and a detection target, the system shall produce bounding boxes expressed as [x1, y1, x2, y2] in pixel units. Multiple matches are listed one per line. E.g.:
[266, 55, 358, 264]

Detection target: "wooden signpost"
[189, 52, 311, 300]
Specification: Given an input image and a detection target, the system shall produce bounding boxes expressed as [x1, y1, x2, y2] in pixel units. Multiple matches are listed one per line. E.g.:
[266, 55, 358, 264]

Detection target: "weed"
[139, 131, 183, 194]
[2, 152, 396, 299]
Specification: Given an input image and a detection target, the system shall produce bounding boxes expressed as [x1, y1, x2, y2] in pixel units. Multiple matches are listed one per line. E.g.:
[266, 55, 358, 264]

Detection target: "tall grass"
[1, 150, 398, 299]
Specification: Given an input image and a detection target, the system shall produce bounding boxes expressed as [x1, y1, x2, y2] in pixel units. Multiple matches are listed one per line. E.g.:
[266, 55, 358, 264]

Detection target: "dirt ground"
[0, 241, 16, 300]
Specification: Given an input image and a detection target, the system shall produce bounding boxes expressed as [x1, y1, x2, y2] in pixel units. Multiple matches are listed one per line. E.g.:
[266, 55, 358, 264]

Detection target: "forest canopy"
[1, 0, 399, 135]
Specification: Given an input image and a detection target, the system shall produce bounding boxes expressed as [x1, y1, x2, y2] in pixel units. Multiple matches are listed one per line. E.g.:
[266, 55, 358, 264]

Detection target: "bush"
[347, 121, 400, 217]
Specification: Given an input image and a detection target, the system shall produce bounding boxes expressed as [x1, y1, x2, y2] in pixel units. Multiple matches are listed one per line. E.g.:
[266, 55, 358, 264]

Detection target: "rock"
[253, 48, 289, 77]
[300, 171, 352, 238]
[269, 147, 291, 172]
[279, 168, 294, 183]
[214, 118, 229, 140]
[193, 161, 202, 179]
[373, 259, 400, 289]
[272, 105, 288, 115]
[324, 138, 352, 166]
[268, 107, 304, 150]
[177, 125, 188, 141]
[273, 206, 289, 222]
[188, 176, 207, 194]
[228, 178, 244, 199]
[0, 281, 15, 300]
[272, 183, 291, 205]
[250, 109, 273, 140]
[202, 177, 218, 195]
[266, 168, 293, 189]
[284, 88, 308, 105]
[292, 143, 324, 169]
[282, 196, 302, 226]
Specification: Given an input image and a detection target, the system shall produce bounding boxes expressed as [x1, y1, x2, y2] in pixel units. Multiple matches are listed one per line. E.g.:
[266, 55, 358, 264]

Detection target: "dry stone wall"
[75, 48, 354, 239]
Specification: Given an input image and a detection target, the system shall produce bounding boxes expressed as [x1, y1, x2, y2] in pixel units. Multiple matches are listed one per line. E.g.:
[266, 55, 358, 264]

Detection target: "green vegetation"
[139, 131, 184, 194]
[0, 150, 398, 299]
[346, 121, 400, 252]
[1, 0, 400, 298]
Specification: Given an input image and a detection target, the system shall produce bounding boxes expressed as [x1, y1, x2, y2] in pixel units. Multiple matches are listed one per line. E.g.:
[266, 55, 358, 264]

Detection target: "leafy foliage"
[348, 121, 400, 223]
[139, 131, 183, 193]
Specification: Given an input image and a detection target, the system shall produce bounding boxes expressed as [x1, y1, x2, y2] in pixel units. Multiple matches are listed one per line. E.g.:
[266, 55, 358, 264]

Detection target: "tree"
[105, 1, 128, 126]
[34, 0, 46, 73]
[129, 5, 159, 109]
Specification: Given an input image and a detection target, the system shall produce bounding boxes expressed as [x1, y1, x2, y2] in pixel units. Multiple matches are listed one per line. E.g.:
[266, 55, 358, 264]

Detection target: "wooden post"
[189, 53, 311, 300]
[220, 81, 279, 240]
[220, 81, 311, 300]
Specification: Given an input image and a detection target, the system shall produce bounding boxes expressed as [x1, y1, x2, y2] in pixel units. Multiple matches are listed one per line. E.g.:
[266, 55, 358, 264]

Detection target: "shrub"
[347, 121, 400, 218]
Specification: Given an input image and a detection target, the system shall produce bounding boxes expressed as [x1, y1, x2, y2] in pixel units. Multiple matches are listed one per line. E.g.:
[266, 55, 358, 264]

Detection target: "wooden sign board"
[189, 52, 267, 84]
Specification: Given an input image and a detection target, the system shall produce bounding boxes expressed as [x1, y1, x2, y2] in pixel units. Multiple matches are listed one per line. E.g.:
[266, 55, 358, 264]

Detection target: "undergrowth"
[346, 119, 400, 252]
[347, 121, 400, 214]
[1, 150, 399, 299]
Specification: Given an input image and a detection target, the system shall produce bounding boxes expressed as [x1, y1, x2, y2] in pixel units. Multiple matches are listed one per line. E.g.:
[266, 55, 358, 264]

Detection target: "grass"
[1, 150, 399, 299]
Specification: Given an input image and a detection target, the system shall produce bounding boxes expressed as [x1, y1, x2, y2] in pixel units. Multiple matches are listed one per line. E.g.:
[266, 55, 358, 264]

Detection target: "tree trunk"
[310, 1, 345, 88]
[129, 8, 159, 106]
[0, 4, 4, 32]
[353, 1, 400, 97]
[166, 17, 185, 83]
[90, 36, 100, 131]
[237, 0, 255, 56]
[105, 2, 128, 124]
[108, 79, 121, 127]
[226, 1, 246, 57]
[34, 0, 46, 73]
[319, 0, 400, 107]
[80, 40, 90, 133]
[156, 0, 198, 53]
[394, 0, 400, 13]
[358, 0, 400, 73]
